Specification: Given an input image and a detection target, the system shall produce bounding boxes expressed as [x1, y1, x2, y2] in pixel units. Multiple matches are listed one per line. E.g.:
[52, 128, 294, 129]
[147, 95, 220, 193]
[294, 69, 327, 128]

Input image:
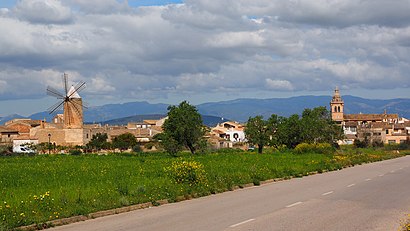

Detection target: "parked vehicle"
[13, 145, 35, 153]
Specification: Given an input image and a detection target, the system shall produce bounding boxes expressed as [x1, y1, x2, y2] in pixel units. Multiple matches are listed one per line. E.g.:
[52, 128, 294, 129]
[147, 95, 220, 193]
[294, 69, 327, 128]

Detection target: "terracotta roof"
[211, 129, 226, 135]
[393, 124, 406, 129]
[143, 120, 158, 125]
[344, 113, 398, 121]
[0, 126, 18, 133]
[371, 123, 391, 129]
[344, 121, 357, 126]
[5, 119, 41, 126]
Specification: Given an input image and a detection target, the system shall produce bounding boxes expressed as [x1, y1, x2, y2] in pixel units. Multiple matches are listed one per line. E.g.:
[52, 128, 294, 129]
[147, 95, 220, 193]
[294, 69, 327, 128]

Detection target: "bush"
[164, 160, 207, 186]
[132, 145, 142, 153]
[354, 138, 369, 148]
[69, 149, 82, 155]
[294, 143, 334, 154]
[372, 140, 384, 148]
[144, 142, 155, 150]
[0, 145, 12, 156]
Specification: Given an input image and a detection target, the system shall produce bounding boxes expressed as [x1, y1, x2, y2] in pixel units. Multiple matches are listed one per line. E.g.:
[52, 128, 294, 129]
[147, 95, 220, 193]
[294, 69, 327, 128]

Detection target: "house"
[0, 126, 19, 145]
[5, 119, 42, 137]
[211, 121, 246, 142]
[209, 121, 246, 149]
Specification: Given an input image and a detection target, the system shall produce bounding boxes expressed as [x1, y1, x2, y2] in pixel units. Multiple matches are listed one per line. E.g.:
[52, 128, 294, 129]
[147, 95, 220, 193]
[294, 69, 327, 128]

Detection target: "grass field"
[0, 148, 407, 230]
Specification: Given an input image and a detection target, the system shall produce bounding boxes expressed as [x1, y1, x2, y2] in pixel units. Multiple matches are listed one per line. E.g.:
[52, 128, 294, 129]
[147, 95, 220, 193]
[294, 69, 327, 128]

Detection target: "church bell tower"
[330, 87, 344, 123]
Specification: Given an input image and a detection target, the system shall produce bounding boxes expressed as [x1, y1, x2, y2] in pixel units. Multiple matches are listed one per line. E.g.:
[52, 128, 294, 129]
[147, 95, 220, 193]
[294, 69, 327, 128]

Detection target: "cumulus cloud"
[266, 79, 293, 91]
[0, 0, 409, 114]
[66, 0, 130, 14]
[14, 0, 73, 24]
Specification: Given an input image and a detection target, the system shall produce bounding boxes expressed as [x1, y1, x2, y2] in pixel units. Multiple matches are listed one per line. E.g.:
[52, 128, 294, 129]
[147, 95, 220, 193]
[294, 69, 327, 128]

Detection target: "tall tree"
[162, 101, 205, 154]
[276, 114, 302, 148]
[245, 115, 270, 154]
[300, 106, 342, 144]
[267, 114, 281, 148]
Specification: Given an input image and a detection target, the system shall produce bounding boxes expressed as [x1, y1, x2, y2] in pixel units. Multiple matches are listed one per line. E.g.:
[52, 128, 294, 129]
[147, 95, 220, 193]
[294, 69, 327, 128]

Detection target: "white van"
[12, 139, 38, 153]
[13, 146, 35, 153]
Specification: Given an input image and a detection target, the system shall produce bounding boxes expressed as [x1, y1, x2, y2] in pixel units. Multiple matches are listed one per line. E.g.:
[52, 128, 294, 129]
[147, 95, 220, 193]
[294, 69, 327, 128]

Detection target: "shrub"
[294, 143, 334, 154]
[371, 140, 384, 148]
[69, 149, 82, 155]
[164, 160, 207, 186]
[354, 138, 369, 148]
[132, 145, 142, 153]
[0, 145, 12, 156]
[144, 142, 155, 150]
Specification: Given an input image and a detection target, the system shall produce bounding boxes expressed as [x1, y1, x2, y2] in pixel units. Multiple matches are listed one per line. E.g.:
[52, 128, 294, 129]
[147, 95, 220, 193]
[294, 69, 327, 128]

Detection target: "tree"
[267, 114, 281, 148]
[162, 101, 205, 154]
[245, 116, 270, 154]
[276, 114, 302, 149]
[87, 133, 109, 152]
[276, 107, 343, 149]
[300, 107, 343, 145]
[112, 133, 137, 152]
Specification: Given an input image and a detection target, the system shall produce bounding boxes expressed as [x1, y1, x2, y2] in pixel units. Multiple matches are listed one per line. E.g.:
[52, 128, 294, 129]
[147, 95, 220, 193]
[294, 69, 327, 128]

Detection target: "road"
[51, 155, 410, 231]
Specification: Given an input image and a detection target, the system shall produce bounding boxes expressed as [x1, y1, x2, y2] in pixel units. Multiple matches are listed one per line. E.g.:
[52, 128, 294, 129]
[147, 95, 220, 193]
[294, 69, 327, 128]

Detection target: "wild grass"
[0, 148, 406, 229]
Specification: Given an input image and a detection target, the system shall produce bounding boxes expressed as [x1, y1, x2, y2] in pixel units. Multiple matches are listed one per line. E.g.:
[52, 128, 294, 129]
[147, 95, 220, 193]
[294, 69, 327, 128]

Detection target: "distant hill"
[98, 114, 229, 127]
[2, 96, 409, 125]
[29, 101, 169, 123]
[0, 114, 26, 125]
[196, 95, 410, 121]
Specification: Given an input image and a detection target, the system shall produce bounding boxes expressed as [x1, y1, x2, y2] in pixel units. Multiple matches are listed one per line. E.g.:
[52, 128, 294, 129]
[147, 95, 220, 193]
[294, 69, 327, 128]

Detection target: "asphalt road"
[51, 155, 410, 231]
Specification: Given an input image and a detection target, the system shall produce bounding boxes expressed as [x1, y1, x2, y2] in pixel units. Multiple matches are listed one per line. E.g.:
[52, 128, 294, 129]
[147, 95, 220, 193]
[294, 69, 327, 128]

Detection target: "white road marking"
[347, 184, 355, 188]
[322, 191, 334, 196]
[365, 178, 372, 181]
[229, 219, 255, 228]
[286, 202, 303, 208]
[378, 174, 384, 177]
[399, 167, 403, 170]
[390, 170, 395, 173]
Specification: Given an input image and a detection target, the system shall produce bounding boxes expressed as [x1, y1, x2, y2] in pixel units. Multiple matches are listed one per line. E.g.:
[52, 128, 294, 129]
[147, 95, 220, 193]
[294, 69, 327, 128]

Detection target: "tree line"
[245, 106, 343, 153]
[82, 102, 344, 155]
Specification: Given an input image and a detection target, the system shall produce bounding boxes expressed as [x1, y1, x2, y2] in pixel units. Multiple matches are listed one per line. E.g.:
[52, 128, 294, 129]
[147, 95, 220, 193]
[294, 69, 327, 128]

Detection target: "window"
[386, 130, 389, 134]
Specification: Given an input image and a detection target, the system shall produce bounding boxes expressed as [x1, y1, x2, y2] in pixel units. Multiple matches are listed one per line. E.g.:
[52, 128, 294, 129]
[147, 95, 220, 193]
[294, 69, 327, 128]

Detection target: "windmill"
[46, 73, 86, 129]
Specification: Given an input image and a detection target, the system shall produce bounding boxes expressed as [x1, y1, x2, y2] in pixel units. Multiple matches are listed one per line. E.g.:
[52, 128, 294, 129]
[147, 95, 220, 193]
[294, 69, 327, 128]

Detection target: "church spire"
[330, 87, 344, 123]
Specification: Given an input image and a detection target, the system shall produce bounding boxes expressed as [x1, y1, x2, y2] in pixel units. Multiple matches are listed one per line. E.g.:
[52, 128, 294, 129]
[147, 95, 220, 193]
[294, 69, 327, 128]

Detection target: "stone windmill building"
[28, 73, 87, 146]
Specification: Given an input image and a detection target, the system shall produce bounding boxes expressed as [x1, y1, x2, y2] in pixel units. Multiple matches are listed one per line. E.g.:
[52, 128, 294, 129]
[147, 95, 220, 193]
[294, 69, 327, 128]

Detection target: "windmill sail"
[47, 73, 86, 129]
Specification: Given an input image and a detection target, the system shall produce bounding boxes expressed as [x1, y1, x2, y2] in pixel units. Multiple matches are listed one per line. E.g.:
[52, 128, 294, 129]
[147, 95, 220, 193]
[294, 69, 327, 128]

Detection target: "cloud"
[66, 0, 131, 14]
[88, 76, 116, 94]
[272, 0, 410, 28]
[265, 79, 293, 91]
[0, 0, 409, 113]
[14, 0, 73, 24]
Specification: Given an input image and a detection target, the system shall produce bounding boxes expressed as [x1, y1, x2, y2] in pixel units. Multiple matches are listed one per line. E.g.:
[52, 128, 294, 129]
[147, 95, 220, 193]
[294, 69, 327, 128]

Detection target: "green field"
[0, 148, 407, 230]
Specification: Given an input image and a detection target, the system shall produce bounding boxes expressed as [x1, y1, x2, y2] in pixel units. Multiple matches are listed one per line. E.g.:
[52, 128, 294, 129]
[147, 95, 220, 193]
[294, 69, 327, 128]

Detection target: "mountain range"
[1, 95, 409, 125]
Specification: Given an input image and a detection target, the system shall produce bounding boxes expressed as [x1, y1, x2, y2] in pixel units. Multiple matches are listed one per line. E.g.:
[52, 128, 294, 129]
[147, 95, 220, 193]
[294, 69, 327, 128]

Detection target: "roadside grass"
[400, 214, 410, 231]
[0, 148, 407, 230]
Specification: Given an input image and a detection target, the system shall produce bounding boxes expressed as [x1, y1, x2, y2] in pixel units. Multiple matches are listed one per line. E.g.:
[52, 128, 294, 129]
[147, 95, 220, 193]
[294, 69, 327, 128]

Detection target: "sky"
[0, 0, 410, 117]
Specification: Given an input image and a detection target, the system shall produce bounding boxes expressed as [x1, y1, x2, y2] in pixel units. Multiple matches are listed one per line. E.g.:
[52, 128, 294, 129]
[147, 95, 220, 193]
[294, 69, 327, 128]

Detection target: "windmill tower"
[47, 73, 86, 129]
